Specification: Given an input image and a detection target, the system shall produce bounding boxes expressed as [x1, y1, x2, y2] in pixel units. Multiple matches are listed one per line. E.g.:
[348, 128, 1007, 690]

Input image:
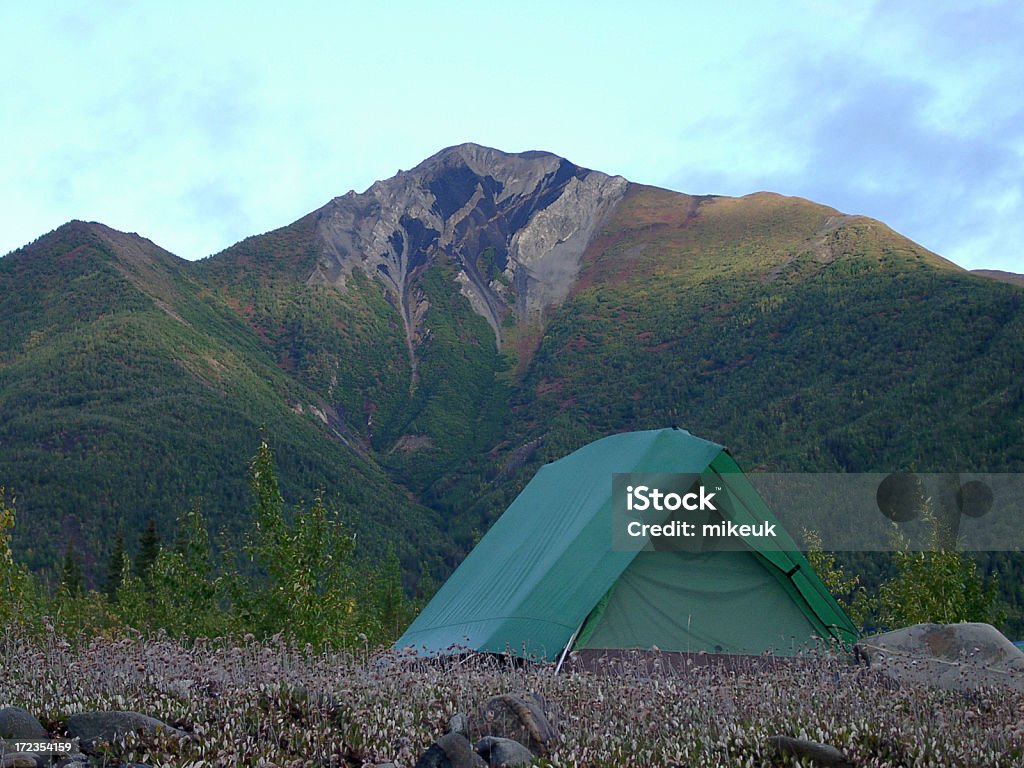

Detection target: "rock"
[768, 736, 852, 767]
[471, 693, 558, 756]
[413, 732, 487, 768]
[475, 736, 535, 767]
[63, 711, 188, 756]
[55, 756, 91, 768]
[0, 754, 45, 768]
[0, 706, 47, 739]
[314, 144, 627, 351]
[857, 622, 1024, 693]
[446, 712, 469, 736]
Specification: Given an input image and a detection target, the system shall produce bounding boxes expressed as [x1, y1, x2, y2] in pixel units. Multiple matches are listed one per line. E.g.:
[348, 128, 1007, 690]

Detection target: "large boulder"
[0, 706, 50, 768]
[0, 706, 47, 739]
[857, 622, 1024, 693]
[474, 736, 535, 767]
[470, 692, 558, 756]
[63, 711, 187, 755]
[413, 732, 487, 768]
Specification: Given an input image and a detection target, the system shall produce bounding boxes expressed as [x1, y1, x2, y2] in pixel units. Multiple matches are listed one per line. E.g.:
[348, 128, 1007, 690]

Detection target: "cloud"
[664, 2, 1024, 271]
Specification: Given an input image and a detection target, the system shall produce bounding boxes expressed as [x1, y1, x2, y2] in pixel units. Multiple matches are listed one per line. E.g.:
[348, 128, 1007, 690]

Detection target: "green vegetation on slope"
[0, 222, 448, 581]
[438, 190, 1023, 545]
[198, 228, 512, 498]
[375, 261, 510, 492]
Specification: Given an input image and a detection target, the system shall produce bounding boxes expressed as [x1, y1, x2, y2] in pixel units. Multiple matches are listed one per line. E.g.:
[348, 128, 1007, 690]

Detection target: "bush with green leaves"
[803, 529, 872, 629]
[876, 505, 1003, 628]
[2, 439, 422, 649]
[107, 442, 419, 647]
[115, 501, 229, 638]
[228, 442, 358, 647]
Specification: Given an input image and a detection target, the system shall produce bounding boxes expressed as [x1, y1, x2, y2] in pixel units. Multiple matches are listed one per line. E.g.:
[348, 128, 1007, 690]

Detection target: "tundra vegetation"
[1, 632, 1022, 767]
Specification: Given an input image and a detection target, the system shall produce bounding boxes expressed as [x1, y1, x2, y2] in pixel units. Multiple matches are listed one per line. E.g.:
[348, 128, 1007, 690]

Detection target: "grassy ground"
[2, 631, 1022, 767]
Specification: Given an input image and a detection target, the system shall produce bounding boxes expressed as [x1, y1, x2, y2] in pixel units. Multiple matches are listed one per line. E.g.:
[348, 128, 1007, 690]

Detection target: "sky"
[1, 1, 1021, 272]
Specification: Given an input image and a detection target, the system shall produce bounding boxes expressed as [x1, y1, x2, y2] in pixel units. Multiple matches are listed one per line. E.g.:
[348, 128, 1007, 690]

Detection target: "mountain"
[0, 220, 448, 575]
[973, 269, 1024, 287]
[2, 144, 1023, 595]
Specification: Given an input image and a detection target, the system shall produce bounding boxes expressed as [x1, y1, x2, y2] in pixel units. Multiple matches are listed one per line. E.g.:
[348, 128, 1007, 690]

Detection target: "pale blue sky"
[1, 1, 1021, 271]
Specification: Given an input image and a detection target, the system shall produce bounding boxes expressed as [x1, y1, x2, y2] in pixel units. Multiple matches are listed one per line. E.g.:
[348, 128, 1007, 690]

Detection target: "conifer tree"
[59, 541, 83, 597]
[374, 543, 412, 643]
[134, 518, 161, 583]
[105, 528, 128, 600]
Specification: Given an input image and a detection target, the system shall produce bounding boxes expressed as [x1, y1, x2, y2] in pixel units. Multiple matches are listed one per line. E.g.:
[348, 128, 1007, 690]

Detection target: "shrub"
[803, 529, 871, 629]
[0, 489, 42, 628]
[234, 441, 365, 648]
[877, 504, 1003, 628]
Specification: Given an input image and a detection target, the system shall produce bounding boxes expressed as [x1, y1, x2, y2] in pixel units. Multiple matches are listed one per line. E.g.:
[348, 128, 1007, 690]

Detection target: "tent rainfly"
[395, 428, 858, 662]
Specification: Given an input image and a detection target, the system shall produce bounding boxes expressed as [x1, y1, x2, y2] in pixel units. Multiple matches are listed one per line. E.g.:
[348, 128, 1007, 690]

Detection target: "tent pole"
[555, 619, 585, 675]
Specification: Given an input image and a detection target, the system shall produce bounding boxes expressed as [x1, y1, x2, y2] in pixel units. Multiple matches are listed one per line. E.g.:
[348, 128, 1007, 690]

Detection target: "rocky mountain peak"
[410, 142, 566, 197]
[309, 144, 628, 367]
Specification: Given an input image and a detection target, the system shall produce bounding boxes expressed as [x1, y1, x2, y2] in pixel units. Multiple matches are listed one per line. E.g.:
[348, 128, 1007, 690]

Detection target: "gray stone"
[413, 732, 486, 768]
[857, 622, 1024, 693]
[0, 754, 45, 768]
[768, 736, 852, 767]
[63, 711, 187, 756]
[0, 706, 47, 739]
[446, 712, 469, 736]
[475, 736, 535, 767]
[471, 692, 558, 756]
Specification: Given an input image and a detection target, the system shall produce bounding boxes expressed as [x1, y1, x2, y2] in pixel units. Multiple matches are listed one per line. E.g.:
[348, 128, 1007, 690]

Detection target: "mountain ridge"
[1, 144, 1022, 606]
[973, 269, 1024, 287]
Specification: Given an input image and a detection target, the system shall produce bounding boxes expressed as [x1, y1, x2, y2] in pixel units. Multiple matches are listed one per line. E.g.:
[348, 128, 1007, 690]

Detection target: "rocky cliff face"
[308, 143, 627, 357]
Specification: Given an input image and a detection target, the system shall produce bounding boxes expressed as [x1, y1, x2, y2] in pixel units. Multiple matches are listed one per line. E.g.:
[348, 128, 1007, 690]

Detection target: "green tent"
[395, 428, 858, 661]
